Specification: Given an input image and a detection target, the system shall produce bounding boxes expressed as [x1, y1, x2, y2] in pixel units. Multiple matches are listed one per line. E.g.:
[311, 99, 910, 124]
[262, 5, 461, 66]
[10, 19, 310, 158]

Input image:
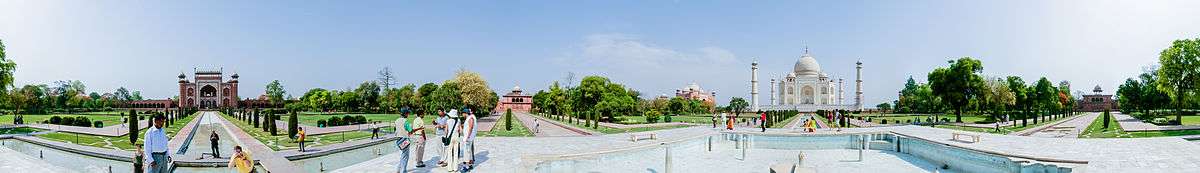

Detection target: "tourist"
[297, 127, 307, 152]
[534, 118, 540, 134]
[371, 122, 380, 139]
[134, 145, 144, 173]
[462, 110, 478, 168]
[434, 110, 448, 166]
[759, 111, 767, 132]
[711, 112, 719, 128]
[721, 112, 729, 130]
[143, 114, 169, 173]
[210, 130, 221, 158]
[441, 109, 461, 171]
[395, 111, 412, 173]
[228, 146, 255, 173]
[412, 111, 428, 168]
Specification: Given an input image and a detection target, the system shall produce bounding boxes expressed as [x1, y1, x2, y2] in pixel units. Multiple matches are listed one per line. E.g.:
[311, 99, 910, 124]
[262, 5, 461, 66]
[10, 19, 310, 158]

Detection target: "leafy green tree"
[1057, 81, 1074, 118]
[982, 78, 1015, 123]
[430, 82, 462, 111]
[266, 80, 286, 106]
[928, 57, 985, 123]
[301, 88, 331, 111]
[417, 83, 438, 114]
[355, 81, 381, 112]
[1005, 76, 1030, 126]
[1033, 77, 1057, 122]
[0, 39, 15, 98]
[1118, 78, 1144, 114]
[728, 97, 749, 116]
[448, 69, 496, 115]
[875, 102, 892, 112]
[1156, 38, 1200, 124]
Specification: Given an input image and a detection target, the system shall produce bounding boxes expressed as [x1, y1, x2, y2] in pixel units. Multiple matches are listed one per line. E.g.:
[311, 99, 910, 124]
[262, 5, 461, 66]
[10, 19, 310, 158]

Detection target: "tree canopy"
[928, 57, 985, 122]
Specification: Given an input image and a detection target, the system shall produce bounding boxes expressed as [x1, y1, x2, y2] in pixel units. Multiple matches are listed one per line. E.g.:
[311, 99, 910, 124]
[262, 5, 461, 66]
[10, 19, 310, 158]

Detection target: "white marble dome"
[793, 54, 822, 77]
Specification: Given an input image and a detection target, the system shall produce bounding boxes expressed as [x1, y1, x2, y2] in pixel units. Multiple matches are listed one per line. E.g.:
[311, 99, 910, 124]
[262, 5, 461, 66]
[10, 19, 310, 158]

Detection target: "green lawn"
[771, 114, 801, 128]
[222, 112, 375, 150]
[0, 114, 128, 127]
[932, 113, 1080, 134]
[0, 127, 40, 135]
[854, 114, 990, 124]
[36, 113, 198, 151]
[478, 114, 532, 137]
[1080, 113, 1131, 138]
[613, 115, 712, 124]
[538, 114, 692, 134]
[297, 113, 405, 126]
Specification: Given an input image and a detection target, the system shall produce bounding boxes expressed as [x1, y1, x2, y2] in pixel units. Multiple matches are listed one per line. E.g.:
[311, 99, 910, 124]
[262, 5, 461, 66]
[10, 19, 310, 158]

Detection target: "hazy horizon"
[2, 1, 1199, 106]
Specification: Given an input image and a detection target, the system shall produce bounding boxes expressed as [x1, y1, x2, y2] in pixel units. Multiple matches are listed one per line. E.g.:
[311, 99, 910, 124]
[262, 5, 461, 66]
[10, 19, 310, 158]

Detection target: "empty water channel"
[0, 111, 397, 173]
[533, 132, 1081, 173]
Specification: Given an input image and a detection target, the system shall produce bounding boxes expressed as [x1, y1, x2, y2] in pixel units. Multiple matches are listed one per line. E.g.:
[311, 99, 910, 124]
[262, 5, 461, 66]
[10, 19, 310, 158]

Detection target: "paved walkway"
[1011, 113, 1085, 136]
[476, 115, 499, 132]
[514, 112, 591, 136]
[334, 126, 714, 173]
[211, 111, 304, 173]
[21, 120, 150, 137]
[1113, 113, 1200, 132]
[1025, 112, 1101, 138]
[273, 120, 379, 136]
[847, 117, 880, 127]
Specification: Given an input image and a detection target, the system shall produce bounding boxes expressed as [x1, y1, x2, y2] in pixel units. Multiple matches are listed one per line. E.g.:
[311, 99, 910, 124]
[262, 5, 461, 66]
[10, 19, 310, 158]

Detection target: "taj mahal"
[751, 48, 863, 112]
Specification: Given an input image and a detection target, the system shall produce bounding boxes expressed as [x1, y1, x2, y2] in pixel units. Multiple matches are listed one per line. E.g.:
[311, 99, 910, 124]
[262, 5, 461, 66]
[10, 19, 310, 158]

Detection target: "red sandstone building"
[675, 83, 716, 105]
[495, 85, 532, 113]
[1076, 85, 1118, 112]
[179, 68, 239, 109]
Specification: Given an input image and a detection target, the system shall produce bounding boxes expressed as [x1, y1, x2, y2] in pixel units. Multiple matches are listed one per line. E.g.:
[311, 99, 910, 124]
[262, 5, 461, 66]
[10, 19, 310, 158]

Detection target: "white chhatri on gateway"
[754, 47, 863, 112]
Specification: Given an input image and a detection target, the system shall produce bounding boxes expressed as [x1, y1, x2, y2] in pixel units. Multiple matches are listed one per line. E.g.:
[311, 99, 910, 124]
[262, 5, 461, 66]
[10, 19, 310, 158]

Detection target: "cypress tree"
[505, 108, 513, 131]
[129, 110, 138, 145]
[288, 110, 298, 138]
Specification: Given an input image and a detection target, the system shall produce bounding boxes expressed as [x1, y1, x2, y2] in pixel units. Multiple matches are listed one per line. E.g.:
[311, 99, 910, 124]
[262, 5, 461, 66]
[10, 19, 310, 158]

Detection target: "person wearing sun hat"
[439, 109, 460, 168]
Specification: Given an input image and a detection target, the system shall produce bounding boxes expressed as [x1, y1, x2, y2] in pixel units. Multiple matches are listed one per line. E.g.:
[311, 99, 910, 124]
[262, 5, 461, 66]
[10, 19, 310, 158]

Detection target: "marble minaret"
[838, 78, 845, 105]
[751, 60, 760, 111]
[769, 78, 777, 105]
[855, 60, 864, 110]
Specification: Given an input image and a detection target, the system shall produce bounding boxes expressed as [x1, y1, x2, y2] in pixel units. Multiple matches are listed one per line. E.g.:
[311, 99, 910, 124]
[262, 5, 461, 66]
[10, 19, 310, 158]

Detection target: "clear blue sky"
[2, 1, 1198, 106]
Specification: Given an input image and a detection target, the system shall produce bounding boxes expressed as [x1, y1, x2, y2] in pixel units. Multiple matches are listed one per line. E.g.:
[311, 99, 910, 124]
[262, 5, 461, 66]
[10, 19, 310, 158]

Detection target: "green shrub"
[329, 117, 342, 126]
[93, 121, 104, 128]
[49, 116, 62, 125]
[317, 120, 327, 127]
[644, 110, 661, 123]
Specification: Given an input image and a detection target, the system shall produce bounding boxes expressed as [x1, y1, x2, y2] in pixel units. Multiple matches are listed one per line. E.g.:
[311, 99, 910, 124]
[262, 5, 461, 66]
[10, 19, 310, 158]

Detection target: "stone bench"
[952, 132, 980, 143]
[628, 133, 656, 142]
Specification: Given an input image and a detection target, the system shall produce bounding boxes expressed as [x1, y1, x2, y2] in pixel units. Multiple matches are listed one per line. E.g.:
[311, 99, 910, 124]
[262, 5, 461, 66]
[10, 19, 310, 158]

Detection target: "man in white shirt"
[433, 110, 447, 166]
[462, 110, 478, 167]
[143, 114, 169, 173]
